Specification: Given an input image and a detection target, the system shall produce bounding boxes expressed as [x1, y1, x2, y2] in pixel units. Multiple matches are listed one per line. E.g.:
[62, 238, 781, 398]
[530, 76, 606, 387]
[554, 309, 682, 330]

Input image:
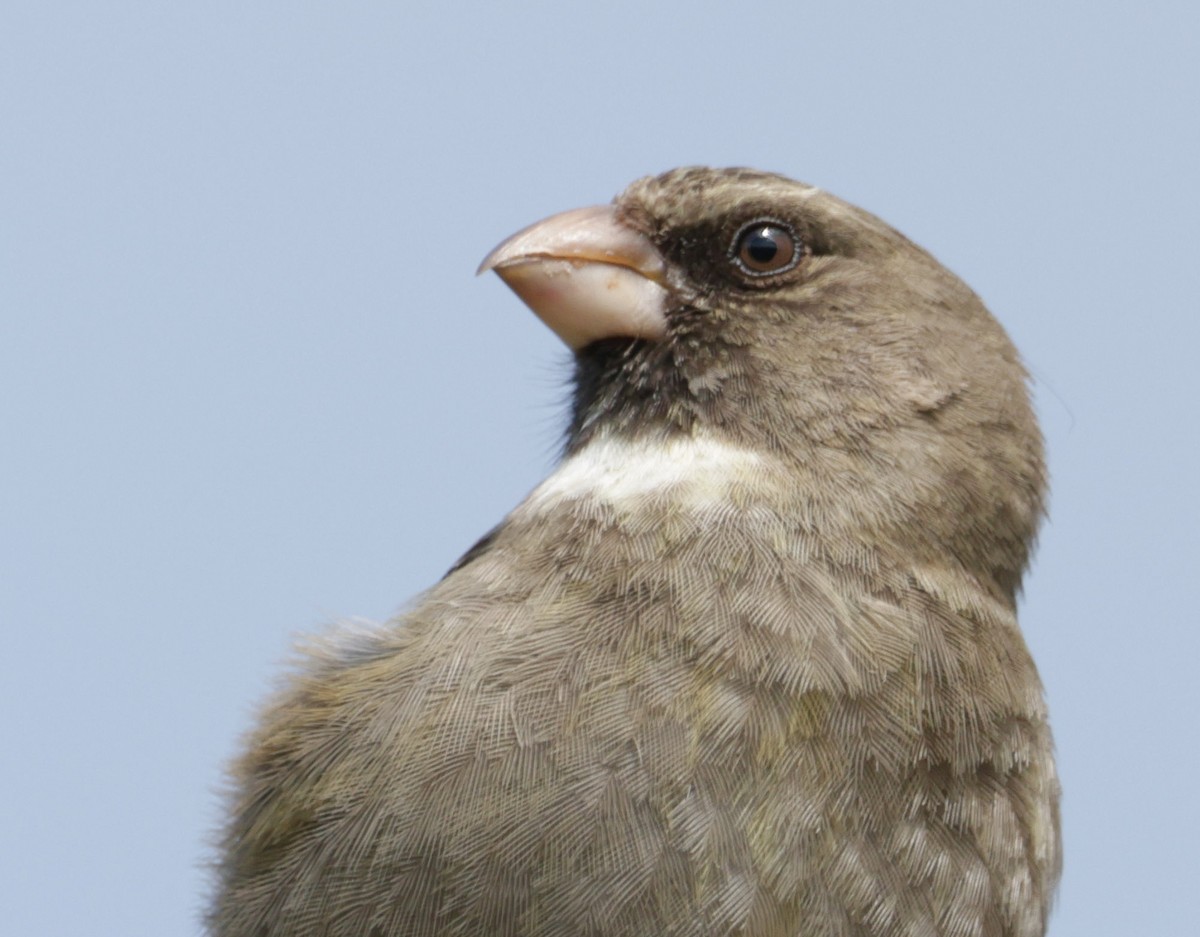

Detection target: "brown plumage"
[209, 167, 1060, 937]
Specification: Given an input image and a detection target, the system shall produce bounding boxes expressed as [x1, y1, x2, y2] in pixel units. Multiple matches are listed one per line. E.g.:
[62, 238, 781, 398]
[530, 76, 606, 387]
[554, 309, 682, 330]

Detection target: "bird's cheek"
[495, 259, 669, 351]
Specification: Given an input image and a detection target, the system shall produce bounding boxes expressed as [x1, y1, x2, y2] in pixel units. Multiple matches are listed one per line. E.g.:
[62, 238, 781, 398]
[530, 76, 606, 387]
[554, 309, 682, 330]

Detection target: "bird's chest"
[450, 501, 913, 809]
[412, 542, 997, 937]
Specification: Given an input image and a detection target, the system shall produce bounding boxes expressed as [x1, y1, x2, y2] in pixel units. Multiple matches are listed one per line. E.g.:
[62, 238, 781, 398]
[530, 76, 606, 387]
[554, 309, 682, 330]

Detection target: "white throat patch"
[522, 435, 767, 512]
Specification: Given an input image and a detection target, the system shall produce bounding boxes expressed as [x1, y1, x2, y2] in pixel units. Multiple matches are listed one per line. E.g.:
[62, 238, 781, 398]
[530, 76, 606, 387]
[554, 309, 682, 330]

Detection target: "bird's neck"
[508, 431, 1020, 612]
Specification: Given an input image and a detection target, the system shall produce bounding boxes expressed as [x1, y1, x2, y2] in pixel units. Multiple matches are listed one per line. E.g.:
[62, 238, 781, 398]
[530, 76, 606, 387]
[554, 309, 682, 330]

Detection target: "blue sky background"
[2, 3, 1196, 935]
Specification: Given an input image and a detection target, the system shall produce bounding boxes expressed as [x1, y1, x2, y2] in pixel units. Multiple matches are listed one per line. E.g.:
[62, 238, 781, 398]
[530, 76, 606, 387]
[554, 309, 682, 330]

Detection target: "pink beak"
[479, 205, 670, 350]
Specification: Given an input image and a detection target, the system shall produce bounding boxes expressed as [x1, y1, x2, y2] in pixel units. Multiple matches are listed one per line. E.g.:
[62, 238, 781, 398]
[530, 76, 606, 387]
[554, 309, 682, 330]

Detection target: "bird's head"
[481, 167, 1045, 598]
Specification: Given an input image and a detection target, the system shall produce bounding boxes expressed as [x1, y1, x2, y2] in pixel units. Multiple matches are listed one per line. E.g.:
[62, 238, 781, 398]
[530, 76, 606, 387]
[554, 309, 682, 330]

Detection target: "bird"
[208, 167, 1060, 937]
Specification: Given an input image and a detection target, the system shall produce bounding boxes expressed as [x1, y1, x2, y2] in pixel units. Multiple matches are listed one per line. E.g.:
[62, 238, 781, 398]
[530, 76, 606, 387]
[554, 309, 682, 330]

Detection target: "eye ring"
[729, 219, 802, 277]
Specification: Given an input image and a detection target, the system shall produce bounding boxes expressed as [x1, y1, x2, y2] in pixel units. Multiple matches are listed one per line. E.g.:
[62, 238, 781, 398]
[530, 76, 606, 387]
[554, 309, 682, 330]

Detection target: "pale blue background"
[2, 3, 1196, 935]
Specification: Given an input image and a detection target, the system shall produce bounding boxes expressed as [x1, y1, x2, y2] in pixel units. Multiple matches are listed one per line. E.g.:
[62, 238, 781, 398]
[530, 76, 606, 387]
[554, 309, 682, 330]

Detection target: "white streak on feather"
[522, 435, 767, 512]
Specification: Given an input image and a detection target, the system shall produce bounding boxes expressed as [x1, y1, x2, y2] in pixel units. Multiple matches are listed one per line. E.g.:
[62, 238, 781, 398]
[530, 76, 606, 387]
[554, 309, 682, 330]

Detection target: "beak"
[478, 205, 669, 350]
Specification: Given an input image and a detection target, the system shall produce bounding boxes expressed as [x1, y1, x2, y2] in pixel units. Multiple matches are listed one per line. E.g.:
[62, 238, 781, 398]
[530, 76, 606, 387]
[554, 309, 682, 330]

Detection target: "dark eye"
[731, 220, 801, 276]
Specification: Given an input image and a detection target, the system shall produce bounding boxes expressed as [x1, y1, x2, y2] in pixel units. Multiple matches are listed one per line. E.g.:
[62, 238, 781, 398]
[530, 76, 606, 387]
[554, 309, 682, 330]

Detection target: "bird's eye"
[731, 221, 801, 276]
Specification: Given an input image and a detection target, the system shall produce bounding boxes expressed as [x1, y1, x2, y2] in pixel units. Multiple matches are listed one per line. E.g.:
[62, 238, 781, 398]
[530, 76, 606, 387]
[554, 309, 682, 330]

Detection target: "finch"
[210, 167, 1060, 937]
